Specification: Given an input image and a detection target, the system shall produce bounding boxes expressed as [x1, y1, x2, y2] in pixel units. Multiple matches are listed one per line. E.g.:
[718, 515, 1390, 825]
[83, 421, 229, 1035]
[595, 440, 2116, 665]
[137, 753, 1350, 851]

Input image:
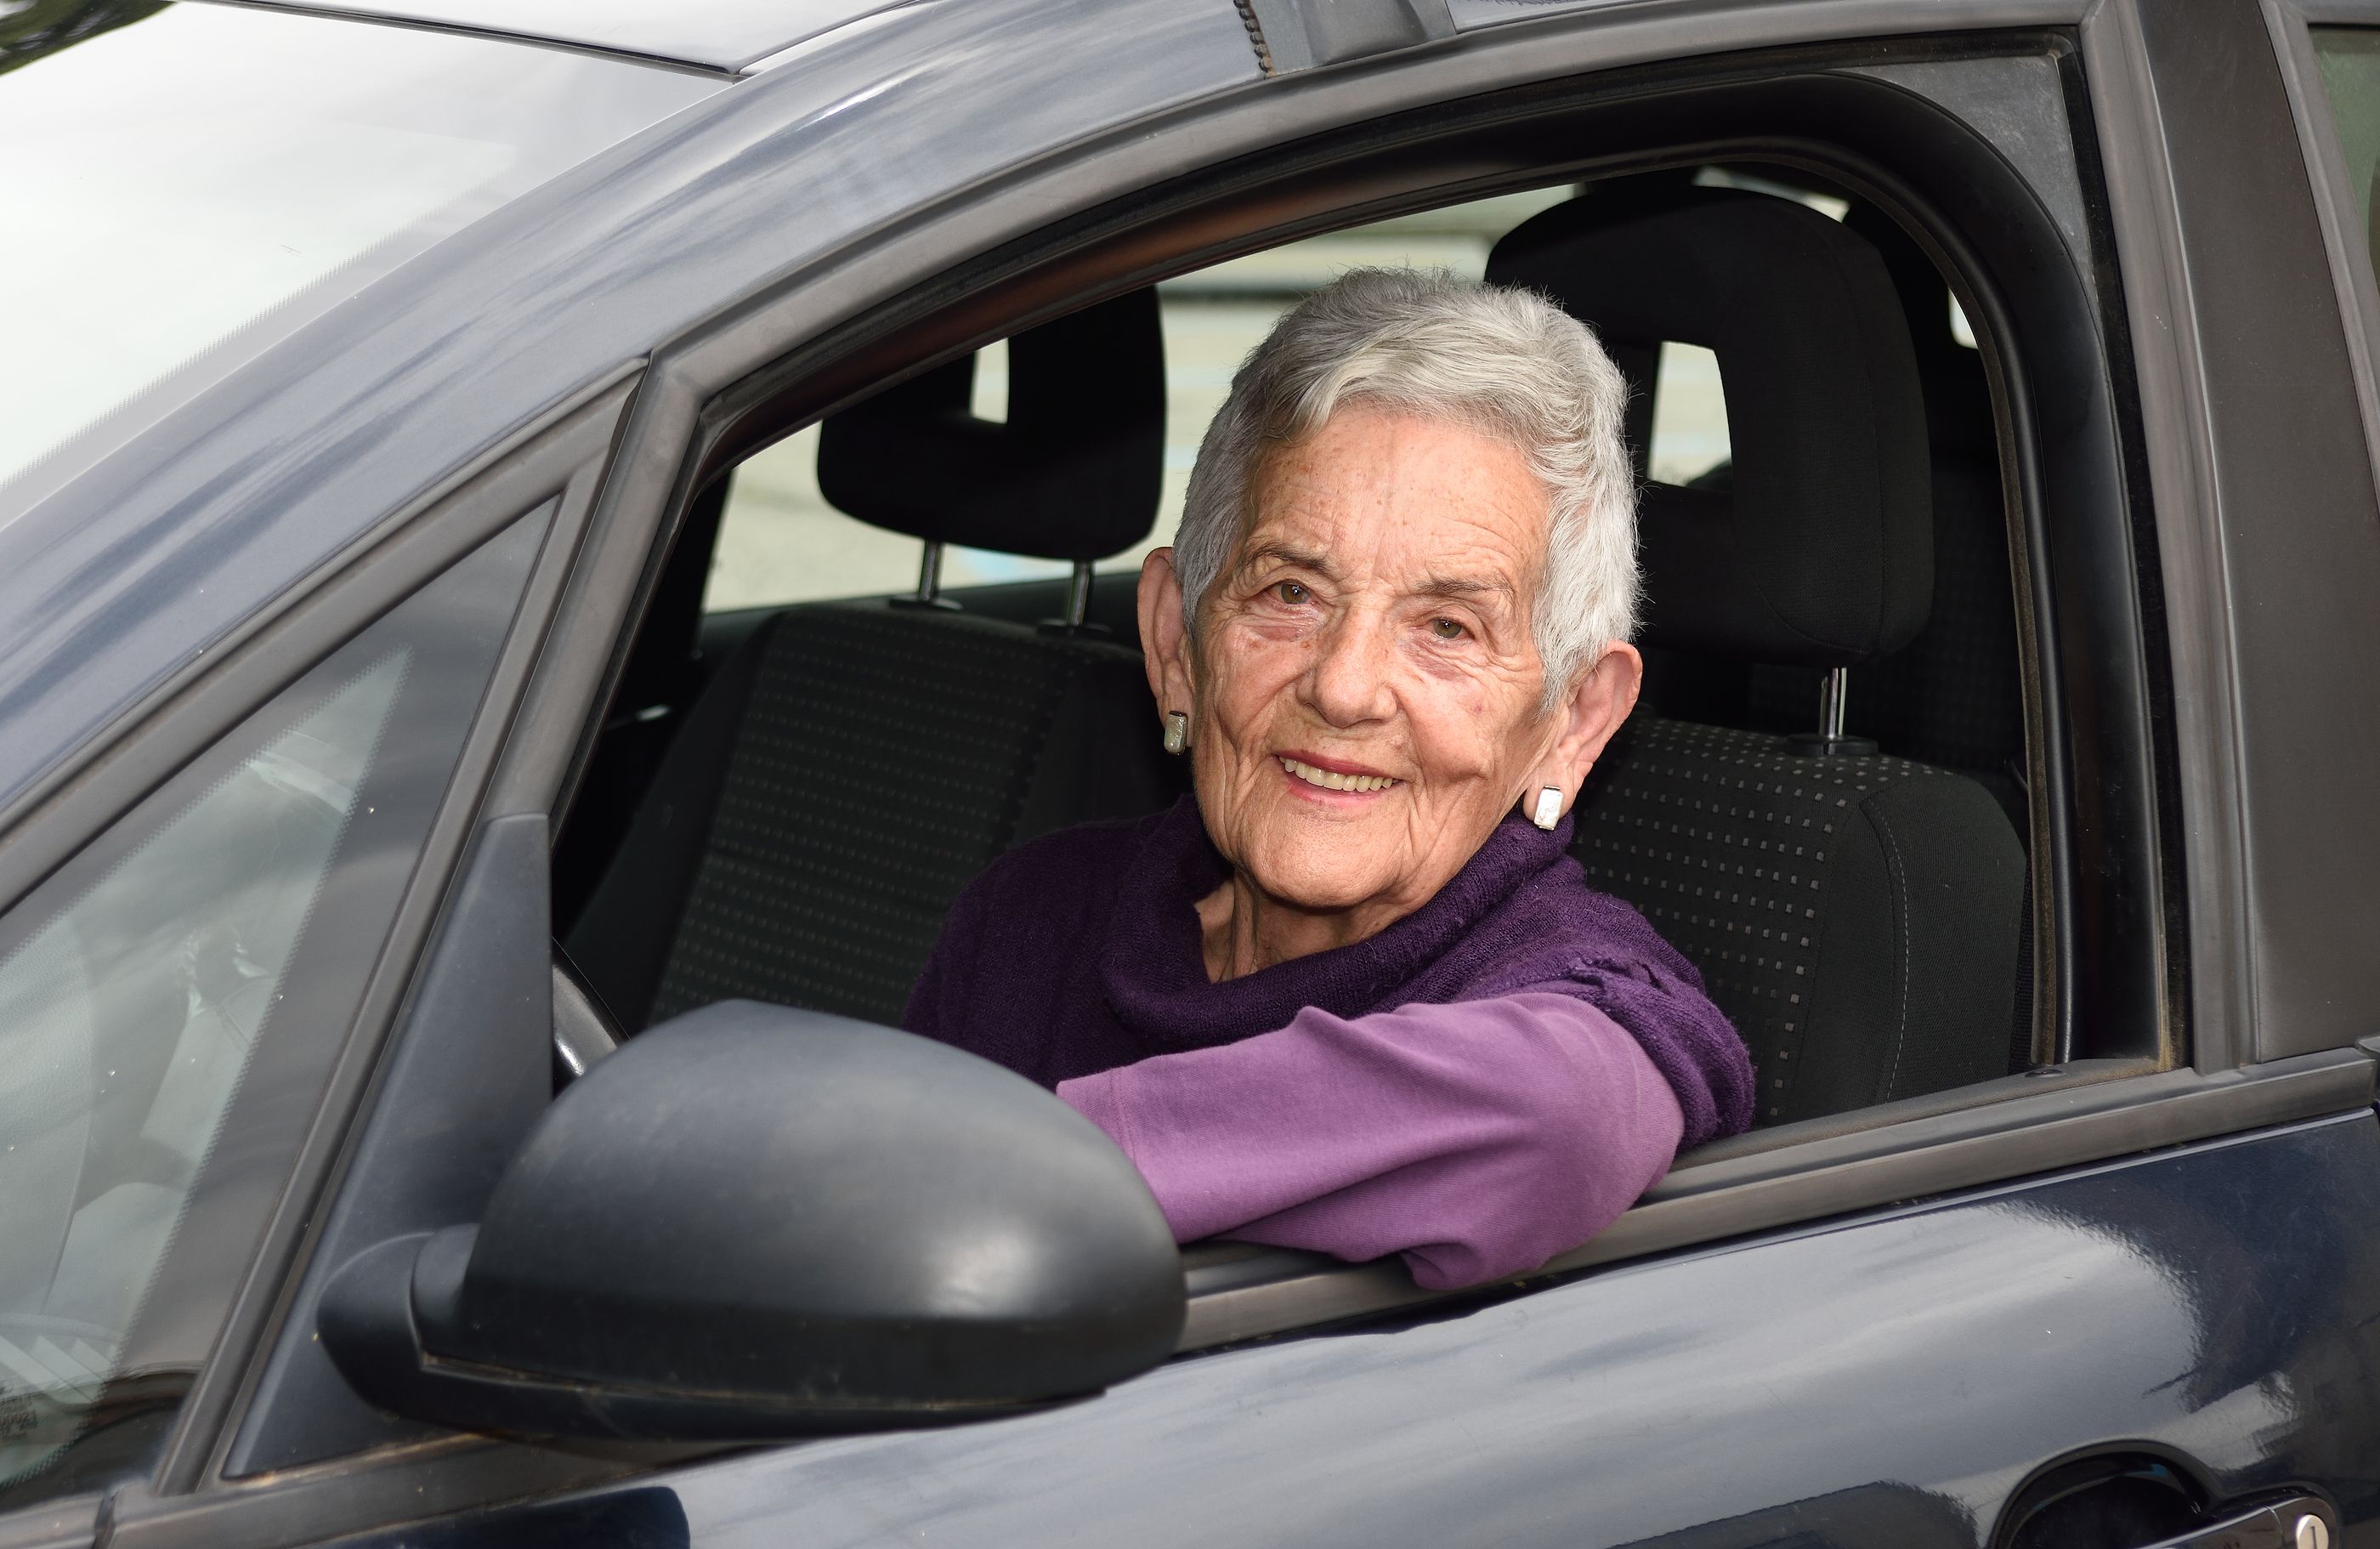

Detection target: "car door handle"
[2138, 1495, 2337, 1549]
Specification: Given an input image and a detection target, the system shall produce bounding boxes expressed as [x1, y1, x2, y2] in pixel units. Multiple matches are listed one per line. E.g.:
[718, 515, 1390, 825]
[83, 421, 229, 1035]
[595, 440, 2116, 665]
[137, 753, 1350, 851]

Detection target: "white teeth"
[1278, 757, 1397, 793]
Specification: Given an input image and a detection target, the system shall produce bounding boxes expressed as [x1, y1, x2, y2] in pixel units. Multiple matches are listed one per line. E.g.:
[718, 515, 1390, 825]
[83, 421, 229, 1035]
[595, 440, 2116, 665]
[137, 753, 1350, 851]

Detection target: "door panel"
[360, 1109, 2380, 1548]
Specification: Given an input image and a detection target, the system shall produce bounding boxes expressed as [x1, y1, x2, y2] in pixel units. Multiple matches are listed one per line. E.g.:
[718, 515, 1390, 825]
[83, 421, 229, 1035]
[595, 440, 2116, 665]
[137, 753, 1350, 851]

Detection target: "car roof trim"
[175, 0, 926, 73]
[176, 0, 740, 76]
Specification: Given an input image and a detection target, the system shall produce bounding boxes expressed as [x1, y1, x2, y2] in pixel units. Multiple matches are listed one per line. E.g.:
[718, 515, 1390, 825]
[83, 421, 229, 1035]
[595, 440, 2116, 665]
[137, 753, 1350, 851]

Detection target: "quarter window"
[0, 519, 537, 1509]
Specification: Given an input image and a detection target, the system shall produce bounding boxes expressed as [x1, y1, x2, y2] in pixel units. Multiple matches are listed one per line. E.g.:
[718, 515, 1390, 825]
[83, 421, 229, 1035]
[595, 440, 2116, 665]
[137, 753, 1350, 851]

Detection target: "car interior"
[549, 161, 2039, 1251]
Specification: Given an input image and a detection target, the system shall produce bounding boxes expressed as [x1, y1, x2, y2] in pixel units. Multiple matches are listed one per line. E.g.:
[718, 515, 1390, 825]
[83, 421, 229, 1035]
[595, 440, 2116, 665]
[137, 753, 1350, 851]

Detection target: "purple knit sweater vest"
[903, 796, 1754, 1149]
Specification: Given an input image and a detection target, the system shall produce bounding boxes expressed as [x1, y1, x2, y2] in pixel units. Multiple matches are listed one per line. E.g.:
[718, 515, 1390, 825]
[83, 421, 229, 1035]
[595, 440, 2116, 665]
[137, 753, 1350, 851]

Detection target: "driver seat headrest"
[816, 288, 1164, 565]
[1488, 186, 1932, 668]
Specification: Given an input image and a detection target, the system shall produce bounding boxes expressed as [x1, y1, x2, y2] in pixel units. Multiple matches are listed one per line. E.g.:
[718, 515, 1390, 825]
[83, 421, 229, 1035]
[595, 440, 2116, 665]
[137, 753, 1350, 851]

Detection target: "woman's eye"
[1429, 617, 1468, 641]
[1274, 581, 1311, 605]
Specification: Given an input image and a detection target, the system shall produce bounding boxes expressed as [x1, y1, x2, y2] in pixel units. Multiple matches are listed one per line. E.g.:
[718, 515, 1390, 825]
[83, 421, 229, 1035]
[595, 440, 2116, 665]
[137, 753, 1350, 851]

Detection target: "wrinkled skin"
[1138, 405, 1642, 982]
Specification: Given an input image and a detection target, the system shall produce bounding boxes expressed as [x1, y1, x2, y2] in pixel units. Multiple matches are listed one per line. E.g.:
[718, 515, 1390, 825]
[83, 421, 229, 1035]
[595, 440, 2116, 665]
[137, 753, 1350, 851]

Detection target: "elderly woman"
[905, 270, 1753, 1291]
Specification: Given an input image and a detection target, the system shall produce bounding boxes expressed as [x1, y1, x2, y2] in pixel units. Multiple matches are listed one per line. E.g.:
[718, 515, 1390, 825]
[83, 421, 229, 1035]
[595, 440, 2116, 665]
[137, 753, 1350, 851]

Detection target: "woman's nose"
[1302, 610, 1396, 727]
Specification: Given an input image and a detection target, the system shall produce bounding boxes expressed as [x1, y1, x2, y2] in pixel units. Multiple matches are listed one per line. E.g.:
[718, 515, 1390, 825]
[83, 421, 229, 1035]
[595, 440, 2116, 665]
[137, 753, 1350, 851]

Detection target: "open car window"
[575, 171, 2030, 1094]
[542, 37, 2184, 1358]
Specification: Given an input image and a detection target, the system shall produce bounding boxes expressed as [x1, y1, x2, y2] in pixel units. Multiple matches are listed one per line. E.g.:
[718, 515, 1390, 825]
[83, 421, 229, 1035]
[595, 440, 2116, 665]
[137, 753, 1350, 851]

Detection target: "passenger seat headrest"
[818, 287, 1164, 564]
[1488, 187, 1932, 668]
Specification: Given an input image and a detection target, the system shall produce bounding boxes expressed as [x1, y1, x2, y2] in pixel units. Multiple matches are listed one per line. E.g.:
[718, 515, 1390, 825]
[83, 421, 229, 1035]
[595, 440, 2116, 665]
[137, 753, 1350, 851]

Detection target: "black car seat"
[567, 290, 1181, 1032]
[1489, 188, 2027, 1125]
[1744, 204, 2027, 824]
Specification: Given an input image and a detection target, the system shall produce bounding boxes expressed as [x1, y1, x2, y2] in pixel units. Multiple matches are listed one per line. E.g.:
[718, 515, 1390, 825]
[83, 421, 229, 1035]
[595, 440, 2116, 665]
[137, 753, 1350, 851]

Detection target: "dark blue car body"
[5, 1, 2380, 1546]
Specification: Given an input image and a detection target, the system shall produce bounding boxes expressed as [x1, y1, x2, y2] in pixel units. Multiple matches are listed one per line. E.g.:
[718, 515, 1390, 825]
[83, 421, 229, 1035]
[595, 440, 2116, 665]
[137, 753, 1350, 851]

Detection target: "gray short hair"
[1174, 269, 1638, 704]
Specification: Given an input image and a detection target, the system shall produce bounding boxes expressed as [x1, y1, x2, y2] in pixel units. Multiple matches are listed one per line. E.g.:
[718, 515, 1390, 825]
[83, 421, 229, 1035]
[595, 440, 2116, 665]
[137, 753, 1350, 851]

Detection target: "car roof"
[199, 0, 919, 72]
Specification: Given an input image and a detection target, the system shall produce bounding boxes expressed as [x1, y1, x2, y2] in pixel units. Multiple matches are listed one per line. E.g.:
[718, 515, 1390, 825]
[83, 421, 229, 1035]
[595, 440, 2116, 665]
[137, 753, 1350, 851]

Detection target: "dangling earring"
[1163, 712, 1190, 756]
[1531, 786, 1563, 831]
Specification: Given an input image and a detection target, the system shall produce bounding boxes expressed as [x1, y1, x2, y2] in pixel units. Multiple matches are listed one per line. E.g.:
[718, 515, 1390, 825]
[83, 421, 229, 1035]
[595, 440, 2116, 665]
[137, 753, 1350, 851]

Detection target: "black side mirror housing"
[320, 1001, 1185, 1438]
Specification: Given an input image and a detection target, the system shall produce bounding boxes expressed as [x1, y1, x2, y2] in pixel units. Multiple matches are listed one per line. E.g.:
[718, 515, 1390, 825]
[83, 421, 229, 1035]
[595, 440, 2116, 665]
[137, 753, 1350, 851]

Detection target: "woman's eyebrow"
[1238, 542, 1339, 580]
[1416, 574, 1514, 604]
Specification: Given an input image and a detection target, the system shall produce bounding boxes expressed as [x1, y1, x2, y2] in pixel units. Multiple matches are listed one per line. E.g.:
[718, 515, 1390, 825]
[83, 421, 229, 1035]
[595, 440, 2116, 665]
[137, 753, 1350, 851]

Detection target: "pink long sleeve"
[1056, 993, 1684, 1291]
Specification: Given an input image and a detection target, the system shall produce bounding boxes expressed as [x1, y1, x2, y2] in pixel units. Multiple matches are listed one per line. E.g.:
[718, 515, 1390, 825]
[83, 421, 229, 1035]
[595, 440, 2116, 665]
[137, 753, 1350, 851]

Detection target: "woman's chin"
[1236, 831, 1408, 915]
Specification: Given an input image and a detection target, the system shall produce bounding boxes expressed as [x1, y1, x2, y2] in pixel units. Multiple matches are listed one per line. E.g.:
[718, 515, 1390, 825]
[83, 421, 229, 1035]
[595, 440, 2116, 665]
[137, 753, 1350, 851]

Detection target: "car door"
[539, 1, 2361, 1539]
[47, 3, 2380, 1547]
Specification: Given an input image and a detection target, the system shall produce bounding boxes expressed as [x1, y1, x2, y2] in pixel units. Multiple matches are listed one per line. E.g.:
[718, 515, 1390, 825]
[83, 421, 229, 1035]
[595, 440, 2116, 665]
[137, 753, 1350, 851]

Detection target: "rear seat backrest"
[569, 291, 1177, 1031]
[1489, 189, 2027, 1124]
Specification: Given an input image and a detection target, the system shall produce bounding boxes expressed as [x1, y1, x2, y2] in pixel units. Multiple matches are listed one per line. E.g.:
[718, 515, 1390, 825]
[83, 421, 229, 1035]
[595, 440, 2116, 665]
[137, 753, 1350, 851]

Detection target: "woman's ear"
[1526, 642, 1643, 820]
[1137, 548, 1199, 732]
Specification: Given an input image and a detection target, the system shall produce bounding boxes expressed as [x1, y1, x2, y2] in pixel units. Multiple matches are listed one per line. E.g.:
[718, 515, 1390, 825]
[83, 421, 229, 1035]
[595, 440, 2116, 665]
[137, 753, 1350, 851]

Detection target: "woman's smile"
[1275, 752, 1402, 797]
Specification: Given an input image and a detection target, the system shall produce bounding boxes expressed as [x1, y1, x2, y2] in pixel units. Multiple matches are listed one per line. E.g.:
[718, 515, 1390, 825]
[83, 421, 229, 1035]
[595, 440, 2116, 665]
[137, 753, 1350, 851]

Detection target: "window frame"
[529, 25, 2265, 1356]
[669, 43, 2157, 1061]
[2096, 0, 2380, 1073]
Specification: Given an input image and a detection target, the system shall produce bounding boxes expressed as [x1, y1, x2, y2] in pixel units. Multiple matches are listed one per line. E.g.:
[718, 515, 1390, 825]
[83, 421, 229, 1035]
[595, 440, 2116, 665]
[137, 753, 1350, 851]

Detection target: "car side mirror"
[319, 1001, 1185, 1439]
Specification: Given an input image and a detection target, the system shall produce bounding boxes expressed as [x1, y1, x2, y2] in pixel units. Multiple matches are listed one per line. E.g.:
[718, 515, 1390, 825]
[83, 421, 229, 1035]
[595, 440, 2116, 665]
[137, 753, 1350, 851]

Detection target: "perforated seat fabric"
[1576, 719, 2024, 1125]
[570, 604, 1178, 1030]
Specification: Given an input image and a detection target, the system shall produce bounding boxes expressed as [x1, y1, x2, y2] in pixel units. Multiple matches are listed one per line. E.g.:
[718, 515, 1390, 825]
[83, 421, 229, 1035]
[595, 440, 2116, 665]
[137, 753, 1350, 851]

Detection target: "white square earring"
[1532, 786, 1564, 831]
[1163, 712, 1189, 756]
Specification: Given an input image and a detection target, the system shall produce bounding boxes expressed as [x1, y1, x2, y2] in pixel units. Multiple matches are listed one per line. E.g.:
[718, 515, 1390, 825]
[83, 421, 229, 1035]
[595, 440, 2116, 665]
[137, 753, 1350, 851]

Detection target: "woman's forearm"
[1056, 992, 1684, 1291]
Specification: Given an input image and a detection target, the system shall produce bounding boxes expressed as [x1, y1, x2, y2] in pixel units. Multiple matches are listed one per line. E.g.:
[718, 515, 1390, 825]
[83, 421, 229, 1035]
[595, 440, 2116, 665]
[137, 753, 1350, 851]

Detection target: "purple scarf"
[904, 795, 1753, 1149]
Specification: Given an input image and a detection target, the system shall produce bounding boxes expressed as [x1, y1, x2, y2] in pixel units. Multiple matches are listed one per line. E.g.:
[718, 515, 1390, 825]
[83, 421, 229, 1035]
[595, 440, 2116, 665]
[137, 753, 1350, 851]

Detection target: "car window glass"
[2314, 28, 2380, 298]
[0, 2, 716, 525]
[0, 517, 538, 1512]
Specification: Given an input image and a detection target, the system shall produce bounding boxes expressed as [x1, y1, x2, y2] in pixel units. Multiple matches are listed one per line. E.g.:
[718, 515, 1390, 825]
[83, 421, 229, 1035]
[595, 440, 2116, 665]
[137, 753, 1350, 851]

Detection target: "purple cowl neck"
[903, 795, 1754, 1149]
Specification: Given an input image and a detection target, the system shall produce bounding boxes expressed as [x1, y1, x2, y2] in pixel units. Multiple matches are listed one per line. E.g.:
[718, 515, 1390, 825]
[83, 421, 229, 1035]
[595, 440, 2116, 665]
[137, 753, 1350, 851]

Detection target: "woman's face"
[1141, 404, 1641, 932]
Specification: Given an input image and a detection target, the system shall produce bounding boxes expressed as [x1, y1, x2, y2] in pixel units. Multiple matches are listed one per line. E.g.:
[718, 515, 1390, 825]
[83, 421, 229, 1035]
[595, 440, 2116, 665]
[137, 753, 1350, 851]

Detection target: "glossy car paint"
[344, 1112, 2380, 1546]
[0, 8, 719, 524]
[7, 0, 2380, 1543]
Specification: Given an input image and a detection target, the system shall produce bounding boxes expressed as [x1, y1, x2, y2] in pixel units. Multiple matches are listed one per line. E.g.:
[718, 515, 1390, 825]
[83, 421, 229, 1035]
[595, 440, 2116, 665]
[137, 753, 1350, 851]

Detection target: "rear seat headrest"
[817, 287, 1164, 564]
[1487, 187, 1932, 668]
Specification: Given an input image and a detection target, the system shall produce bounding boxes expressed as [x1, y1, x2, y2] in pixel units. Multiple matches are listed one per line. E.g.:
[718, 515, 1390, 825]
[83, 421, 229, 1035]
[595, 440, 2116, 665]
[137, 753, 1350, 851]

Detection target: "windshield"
[0, 2, 718, 523]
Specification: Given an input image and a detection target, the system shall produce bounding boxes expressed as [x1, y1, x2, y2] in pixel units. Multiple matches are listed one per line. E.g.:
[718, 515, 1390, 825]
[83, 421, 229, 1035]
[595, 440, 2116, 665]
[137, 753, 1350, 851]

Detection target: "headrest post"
[892, 541, 960, 612]
[1036, 560, 1112, 638]
[915, 539, 944, 604]
[1819, 667, 1849, 741]
[1789, 666, 1877, 758]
